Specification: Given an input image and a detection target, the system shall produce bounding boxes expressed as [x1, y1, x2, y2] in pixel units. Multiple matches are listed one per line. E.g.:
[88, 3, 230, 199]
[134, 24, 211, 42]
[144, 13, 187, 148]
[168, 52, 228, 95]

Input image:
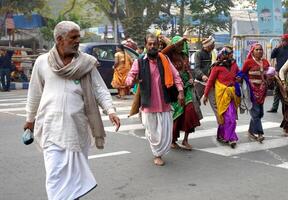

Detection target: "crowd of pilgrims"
[112, 33, 288, 151]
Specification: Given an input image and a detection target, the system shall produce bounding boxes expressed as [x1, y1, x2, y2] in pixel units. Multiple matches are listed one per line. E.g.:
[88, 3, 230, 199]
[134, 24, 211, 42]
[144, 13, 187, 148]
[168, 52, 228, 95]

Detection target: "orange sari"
[111, 52, 133, 95]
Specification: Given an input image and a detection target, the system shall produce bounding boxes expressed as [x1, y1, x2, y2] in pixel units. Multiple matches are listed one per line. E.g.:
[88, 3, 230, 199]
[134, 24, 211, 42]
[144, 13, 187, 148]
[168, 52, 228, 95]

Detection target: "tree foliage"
[88, 0, 174, 44]
[0, 0, 47, 15]
[189, 0, 234, 38]
[40, 13, 91, 42]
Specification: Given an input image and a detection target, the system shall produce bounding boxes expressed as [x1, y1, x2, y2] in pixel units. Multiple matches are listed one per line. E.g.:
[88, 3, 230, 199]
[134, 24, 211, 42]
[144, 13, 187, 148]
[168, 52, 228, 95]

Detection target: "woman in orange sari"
[111, 44, 133, 99]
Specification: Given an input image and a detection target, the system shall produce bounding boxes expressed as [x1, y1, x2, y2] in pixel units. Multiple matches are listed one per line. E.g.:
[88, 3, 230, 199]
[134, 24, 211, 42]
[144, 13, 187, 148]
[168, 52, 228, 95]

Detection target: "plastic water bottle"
[22, 129, 34, 145]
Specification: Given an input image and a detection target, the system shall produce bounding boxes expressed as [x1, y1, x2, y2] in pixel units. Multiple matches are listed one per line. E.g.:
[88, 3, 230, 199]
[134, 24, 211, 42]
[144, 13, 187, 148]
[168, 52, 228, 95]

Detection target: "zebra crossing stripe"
[88, 151, 131, 160]
[105, 123, 144, 132]
[0, 107, 26, 112]
[0, 102, 26, 106]
[0, 98, 26, 102]
[276, 162, 288, 169]
[187, 121, 280, 140]
[197, 137, 288, 156]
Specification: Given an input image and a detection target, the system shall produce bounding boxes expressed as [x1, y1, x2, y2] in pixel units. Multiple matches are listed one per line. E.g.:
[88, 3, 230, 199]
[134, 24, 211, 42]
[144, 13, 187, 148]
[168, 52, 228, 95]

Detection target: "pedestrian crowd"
[22, 20, 288, 199]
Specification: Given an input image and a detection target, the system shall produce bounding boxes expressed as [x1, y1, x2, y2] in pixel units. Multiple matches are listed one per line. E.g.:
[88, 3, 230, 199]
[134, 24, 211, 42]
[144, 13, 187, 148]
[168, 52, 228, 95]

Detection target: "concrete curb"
[10, 82, 29, 90]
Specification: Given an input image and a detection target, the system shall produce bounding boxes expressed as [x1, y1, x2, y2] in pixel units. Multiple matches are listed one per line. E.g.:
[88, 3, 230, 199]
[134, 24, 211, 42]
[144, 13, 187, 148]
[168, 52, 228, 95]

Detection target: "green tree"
[40, 0, 93, 43]
[0, 0, 47, 15]
[0, 0, 47, 36]
[88, 0, 174, 44]
[189, 0, 234, 40]
[40, 13, 92, 42]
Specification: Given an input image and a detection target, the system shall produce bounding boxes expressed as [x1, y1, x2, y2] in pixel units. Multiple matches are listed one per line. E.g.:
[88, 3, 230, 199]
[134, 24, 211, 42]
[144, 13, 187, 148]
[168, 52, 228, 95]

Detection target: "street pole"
[114, 0, 118, 43]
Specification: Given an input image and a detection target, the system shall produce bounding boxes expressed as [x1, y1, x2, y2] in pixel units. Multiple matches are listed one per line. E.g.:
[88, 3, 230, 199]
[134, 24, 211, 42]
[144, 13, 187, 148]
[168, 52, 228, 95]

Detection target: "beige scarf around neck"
[48, 45, 106, 149]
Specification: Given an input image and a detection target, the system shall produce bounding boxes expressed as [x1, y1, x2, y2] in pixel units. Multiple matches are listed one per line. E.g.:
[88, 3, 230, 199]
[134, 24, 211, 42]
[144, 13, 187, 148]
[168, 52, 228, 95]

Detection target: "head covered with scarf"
[171, 36, 189, 56]
[216, 46, 233, 61]
[246, 43, 263, 60]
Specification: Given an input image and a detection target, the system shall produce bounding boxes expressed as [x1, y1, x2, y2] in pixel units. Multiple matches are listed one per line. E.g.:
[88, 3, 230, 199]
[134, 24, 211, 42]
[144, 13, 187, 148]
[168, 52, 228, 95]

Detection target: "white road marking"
[101, 113, 138, 121]
[276, 162, 288, 169]
[105, 123, 144, 132]
[11, 112, 140, 120]
[0, 107, 26, 112]
[0, 102, 26, 106]
[186, 121, 280, 140]
[197, 137, 288, 156]
[88, 151, 130, 159]
[101, 106, 131, 112]
[0, 98, 26, 102]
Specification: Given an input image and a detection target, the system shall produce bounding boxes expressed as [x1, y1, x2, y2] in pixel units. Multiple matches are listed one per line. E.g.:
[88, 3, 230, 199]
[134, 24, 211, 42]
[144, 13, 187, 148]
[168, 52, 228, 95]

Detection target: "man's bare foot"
[181, 141, 192, 150]
[154, 157, 165, 166]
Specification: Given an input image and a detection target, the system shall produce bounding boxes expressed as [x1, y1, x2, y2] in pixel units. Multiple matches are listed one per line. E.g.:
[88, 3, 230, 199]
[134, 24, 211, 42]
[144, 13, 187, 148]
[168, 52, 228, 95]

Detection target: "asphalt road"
[1, 90, 288, 200]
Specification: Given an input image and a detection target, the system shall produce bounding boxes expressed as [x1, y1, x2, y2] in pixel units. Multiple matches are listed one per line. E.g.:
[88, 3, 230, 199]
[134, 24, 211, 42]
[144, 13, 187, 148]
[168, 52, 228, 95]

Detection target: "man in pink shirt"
[126, 33, 184, 166]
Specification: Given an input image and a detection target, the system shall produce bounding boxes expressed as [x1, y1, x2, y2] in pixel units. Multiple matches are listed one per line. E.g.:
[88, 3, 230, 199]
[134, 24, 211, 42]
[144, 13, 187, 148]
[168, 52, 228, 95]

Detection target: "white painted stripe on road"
[187, 122, 280, 140]
[200, 115, 217, 123]
[88, 151, 130, 159]
[101, 113, 138, 121]
[0, 107, 26, 112]
[0, 98, 26, 102]
[13, 113, 139, 120]
[104, 120, 279, 135]
[198, 137, 288, 156]
[101, 106, 131, 112]
[104, 116, 217, 133]
[0, 102, 26, 106]
[276, 162, 288, 169]
[105, 123, 144, 132]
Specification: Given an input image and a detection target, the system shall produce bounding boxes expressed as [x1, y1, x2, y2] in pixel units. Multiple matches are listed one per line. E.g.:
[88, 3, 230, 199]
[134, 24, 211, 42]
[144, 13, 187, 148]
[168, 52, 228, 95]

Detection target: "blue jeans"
[249, 103, 264, 135]
[0, 68, 11, 91]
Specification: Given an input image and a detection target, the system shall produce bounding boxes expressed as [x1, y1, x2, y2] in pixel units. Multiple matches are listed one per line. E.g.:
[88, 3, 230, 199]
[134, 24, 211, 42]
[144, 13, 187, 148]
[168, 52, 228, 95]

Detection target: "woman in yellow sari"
[111, 44, 133, 99]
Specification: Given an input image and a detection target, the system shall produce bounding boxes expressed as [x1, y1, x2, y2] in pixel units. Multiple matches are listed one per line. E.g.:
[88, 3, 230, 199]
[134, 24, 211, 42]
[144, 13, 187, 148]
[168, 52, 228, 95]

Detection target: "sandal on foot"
[229, 141, 237, 149]
[171, 143, 180, 149]
[257, 135, 265, 143]
[248, 132, 258, 141]
[181, 142, 192, 150]
[154, 157, 165, 166]
[217, 137, 228, 144]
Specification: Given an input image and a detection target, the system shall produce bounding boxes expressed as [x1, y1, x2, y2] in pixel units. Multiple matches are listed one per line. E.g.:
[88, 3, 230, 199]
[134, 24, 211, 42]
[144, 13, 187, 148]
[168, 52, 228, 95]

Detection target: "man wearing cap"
[267, 34, 288, 113]
[193, 36, 217, 116]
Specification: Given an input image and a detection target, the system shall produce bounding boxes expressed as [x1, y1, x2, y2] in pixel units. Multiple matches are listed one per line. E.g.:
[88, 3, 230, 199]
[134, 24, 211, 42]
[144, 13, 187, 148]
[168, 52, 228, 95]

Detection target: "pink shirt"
[126, 55, 183, 113]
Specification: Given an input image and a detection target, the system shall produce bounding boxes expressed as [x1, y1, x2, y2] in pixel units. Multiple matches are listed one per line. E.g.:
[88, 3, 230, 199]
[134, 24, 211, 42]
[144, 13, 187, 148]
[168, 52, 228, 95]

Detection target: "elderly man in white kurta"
[24, 21, 120, 200]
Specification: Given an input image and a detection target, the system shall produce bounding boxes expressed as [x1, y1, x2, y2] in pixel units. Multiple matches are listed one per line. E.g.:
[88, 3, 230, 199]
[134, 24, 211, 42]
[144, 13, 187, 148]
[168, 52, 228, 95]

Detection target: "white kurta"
[26, 53, 115, 151]
[141, 112, 173, 157]
[26, 53, 115, 200]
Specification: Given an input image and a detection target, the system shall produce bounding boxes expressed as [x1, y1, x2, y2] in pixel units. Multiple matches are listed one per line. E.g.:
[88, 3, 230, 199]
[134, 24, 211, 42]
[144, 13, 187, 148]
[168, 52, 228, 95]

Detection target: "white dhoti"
[43, 144, 97, 200]
[142, 111, 172, 157]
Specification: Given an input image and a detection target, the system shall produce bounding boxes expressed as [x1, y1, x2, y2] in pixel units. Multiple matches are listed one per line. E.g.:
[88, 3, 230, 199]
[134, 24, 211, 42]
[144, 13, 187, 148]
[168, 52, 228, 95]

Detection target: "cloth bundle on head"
[202, 36, 215, 48]
[282, 34, 288, 40]
[171, 36, 189, 56]
[265, 66, 276, 76]
[217, 47, 233, 60]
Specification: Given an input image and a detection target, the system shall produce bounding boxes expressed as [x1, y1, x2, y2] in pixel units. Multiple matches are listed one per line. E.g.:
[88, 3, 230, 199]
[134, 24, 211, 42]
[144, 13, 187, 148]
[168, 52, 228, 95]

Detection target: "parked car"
[79, 42, 139, 88]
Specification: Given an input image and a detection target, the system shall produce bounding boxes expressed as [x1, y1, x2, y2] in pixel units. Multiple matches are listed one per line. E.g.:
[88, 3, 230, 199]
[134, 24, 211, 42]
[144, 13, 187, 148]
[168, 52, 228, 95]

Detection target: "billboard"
[257, 0, 283, 34]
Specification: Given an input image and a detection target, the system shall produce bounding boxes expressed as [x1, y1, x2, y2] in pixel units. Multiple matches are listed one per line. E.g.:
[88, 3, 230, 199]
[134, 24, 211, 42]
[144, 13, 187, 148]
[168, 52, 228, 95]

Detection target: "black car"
[79, 42, 139, 88]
